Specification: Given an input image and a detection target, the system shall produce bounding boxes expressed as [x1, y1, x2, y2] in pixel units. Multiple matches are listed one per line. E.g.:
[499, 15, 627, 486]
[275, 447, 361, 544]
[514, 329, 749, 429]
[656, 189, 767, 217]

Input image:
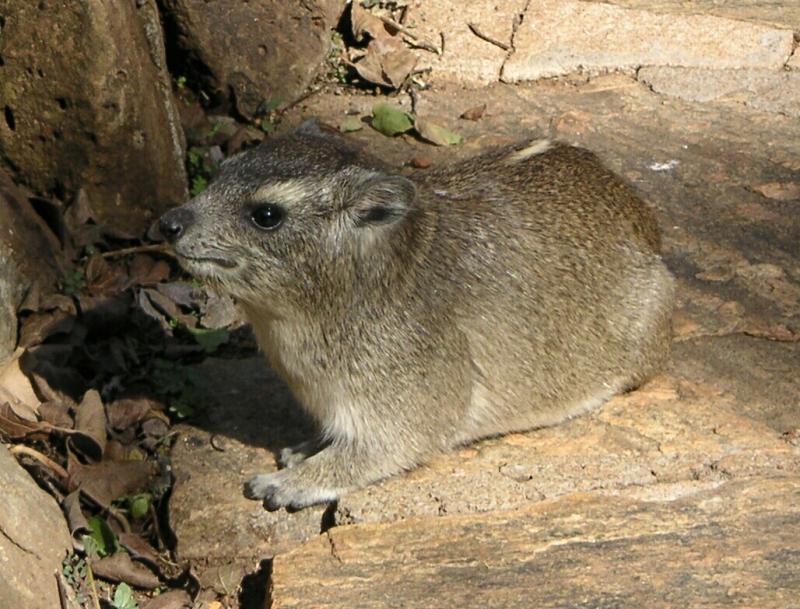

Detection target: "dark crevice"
[4, 105, 15, 131]
[320, 500, 338, 533]
[239, 559, 272, 609]
[155, 0, 221, 108]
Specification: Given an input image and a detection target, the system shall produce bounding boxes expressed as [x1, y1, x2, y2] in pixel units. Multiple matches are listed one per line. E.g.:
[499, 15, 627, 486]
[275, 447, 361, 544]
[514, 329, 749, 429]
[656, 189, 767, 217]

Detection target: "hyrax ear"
[349, 173, 416, 227]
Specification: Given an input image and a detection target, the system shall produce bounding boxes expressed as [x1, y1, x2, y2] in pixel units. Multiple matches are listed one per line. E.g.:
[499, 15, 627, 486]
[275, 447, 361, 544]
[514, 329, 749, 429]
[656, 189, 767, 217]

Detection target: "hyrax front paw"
[243, 469, 338, 511]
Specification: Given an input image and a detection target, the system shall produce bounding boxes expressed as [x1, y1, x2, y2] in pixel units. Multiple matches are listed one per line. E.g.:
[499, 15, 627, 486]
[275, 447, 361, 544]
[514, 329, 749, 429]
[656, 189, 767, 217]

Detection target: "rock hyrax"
[158, 120, 675, 510]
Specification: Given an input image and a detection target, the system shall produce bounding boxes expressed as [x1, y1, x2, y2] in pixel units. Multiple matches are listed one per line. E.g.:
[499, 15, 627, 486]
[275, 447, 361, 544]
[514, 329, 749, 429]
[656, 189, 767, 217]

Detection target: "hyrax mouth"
[177, 254, 238, 270]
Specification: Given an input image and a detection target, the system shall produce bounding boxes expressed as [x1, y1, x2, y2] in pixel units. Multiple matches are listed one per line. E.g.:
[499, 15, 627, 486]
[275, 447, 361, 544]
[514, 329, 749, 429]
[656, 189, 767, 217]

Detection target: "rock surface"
[168, 358, 326, 590]
[0, 0, 187, 233]
[503, 0, 794, 82]
[638, 67, 800, 117]
[159, 0, 344, 118]
[0, 444, 72, 609]
[406, 0, 526, 84]
[271, 476, 800, 609]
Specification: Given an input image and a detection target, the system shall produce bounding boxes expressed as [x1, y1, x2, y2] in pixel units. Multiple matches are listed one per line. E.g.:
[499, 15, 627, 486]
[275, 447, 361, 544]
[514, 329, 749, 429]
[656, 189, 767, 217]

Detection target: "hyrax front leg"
[277, 438, 324, 469]
[244, 440, 406, 510]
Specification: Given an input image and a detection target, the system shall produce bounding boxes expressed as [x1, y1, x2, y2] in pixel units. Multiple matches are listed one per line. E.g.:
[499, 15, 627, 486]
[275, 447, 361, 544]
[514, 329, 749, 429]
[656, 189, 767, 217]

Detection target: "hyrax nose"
[157, 207, 195, 243]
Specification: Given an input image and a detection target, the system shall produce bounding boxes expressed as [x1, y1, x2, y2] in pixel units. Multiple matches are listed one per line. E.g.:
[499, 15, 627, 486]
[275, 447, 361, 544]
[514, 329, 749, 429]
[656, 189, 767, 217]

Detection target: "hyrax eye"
[250, 204, 285, 230]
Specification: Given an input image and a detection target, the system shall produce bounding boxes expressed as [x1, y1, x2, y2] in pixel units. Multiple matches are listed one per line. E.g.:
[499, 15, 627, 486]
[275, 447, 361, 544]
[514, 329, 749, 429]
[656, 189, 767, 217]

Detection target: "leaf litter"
[0, 183, 255, 608]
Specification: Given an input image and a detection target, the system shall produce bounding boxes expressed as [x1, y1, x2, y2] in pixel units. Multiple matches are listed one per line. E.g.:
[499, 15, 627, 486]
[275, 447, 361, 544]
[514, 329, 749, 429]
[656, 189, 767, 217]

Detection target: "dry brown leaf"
[39, 400, 74, 428]
[460, 103, 487, 121]
[129, 255, 171, 285]
[0, 349, 41, 420]
[0, 402, 42, 438]
[71, 389, 107, 460]
[352, 50, 391, 87]
[118, 532, 162, 569]
[69, 459, 155, 507]
[107, 397, 161, 430]
[63, 490, 90, 541]
[19, 309, 75, 348]
[351, 1, 386, 41]
[141, 590, 192, 609]
[92, 552, 161, 589]
[381, 48, 418, 87]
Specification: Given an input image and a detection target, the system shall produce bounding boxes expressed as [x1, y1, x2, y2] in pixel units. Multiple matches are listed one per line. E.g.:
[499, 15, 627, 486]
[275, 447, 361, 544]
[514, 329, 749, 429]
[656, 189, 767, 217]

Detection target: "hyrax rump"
[158, 121, 675, 510]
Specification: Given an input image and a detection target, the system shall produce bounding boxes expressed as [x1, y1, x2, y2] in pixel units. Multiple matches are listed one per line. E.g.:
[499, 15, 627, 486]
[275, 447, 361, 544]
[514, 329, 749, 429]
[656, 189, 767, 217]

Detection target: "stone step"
[271, 476, 800, 609]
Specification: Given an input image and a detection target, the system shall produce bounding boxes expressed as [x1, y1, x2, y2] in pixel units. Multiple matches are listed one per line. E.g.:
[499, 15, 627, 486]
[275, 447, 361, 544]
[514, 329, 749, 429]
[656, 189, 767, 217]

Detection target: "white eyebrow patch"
[253, 179, 313, 203]
[505, 138, 553, 164]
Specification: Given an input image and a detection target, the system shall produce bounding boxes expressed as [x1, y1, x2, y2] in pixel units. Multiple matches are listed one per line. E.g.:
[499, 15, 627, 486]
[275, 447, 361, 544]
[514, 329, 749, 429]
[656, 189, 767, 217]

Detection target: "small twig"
[376, 14, 441, 54]
[100, 243, 172, 259]
[408, 87, 420, 115]
[467, 22, 510, 51]
[55, 572, 70, 609]
[10, 444, 69, 479]
[86, 562, 102, 609]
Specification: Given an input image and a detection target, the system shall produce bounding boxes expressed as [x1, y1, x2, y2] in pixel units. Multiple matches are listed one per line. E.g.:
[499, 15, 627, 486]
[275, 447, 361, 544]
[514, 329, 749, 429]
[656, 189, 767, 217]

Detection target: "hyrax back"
[158, 123, 675, 510]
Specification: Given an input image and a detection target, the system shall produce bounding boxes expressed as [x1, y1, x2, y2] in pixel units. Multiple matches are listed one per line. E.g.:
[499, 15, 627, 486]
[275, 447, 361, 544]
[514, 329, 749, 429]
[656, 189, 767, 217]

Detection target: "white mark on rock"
[649, 160, 679, 172]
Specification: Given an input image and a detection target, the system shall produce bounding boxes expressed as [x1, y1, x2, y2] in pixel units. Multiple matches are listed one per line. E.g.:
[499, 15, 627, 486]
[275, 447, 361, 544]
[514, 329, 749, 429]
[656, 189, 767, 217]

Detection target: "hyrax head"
[157, 122, 417, 311]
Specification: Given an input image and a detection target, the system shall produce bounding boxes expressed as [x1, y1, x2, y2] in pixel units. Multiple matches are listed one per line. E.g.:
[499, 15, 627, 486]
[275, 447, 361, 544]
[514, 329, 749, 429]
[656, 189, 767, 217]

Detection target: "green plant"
[62, 268, 86, 296]
[113, 583, 138, 609]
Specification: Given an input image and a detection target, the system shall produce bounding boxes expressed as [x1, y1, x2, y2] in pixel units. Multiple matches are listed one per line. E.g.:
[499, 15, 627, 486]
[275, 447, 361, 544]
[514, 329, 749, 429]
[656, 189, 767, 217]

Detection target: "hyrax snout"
[158, 120, 675, 510]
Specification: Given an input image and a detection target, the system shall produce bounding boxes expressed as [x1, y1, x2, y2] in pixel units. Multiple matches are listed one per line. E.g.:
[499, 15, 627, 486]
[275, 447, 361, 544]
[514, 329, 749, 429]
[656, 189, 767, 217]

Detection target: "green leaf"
[190, 175, 208, 197]
[414, 118, 464, 146]
[129, 493, 152, 520]
[113, 582, 138, 609]
[338, 116, 363, 132]
[371, 103, 414, 137]
[261, 97, 283, 113]
[187, 326, 230, 353]
[87, 516, 119, 557]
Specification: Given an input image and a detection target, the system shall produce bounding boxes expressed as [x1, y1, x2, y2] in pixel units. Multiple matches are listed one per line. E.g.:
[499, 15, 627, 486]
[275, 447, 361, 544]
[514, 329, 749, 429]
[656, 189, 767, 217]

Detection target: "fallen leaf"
[372, 103, 414, 136]
[352, 48, 391, 87]
[71, 389, 107, 461]
[0, 349, 41, 420]
[338, 117, 364, 133]
[200, 292, 238, 329]
[63, 490, 90, 541]
[93, 552, 160, 589]
[460, 103, 487, 121]
[381, 48, 418, 87]
[351, 0, 386, 41]
[119, 532, 161, 570]
[409, 156, 433, 169]
[86, 515, 119, 557]
[414, 118, 464, 146]
[106, 397, 162, 430]
[141, 590, 192, 609]
[154, 282, 197, 308]
[69, 459, 156, 507]
[39, 400, 74, 428]
[129, 255, 171, 285]
[0, 402, 42, 438]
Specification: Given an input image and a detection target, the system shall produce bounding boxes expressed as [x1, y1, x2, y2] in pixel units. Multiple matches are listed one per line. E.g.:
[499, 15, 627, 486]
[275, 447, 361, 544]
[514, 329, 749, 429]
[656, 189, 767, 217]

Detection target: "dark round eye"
[250, 204, 285, 230]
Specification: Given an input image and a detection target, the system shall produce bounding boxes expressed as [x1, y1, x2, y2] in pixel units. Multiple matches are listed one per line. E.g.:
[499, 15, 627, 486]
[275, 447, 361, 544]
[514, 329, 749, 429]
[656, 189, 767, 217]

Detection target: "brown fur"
[157, 121, 675, 509]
